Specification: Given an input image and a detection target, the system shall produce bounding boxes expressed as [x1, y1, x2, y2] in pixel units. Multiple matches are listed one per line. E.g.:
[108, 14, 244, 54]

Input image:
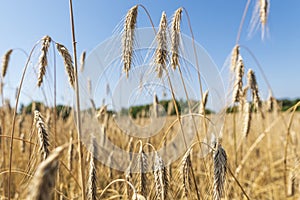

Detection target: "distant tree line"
[19, 98, 300, 119]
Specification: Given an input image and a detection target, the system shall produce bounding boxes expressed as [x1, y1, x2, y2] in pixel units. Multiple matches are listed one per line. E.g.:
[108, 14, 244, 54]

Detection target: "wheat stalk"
[171, 7, 182, 70]
[34, 110, 50, 161]
[155, 11, 168, 78]
[37, 35, 52, 87]
[213, 143, 227, 200]
[153, 152, 168, 200]
[122, 5, 138, 78]
[0, 81, 3, 97]
[1, 49, 13, 78]
[27, 146, 64, 200]
[56, 43, 75, 88]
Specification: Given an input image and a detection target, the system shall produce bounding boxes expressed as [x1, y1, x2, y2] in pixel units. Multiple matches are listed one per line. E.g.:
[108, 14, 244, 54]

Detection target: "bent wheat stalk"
[8, 41, 40, 200]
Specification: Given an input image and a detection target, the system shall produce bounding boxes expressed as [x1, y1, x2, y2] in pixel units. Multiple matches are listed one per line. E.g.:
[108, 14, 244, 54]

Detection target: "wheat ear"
[132, 193, 146, 200]
[87, 137, 97, 200]
[122, 5, 138, 78]
[138, 148, 147, 197]
[181, 148, 192, 198]
[155, 11, 168, 78]
[232, 56, 245, 103]
[259, 0, 269, 26]
[27, 146, 64, 200]
[213, 143, 227, 200]
[56, 43, 75, 88]
[230, 45, 239, 72]
[243, 102, 252, 138]
[20, 133, 25, 153]
[247, 69, 262, 111]
[153, 152, 168, 200]
[267, 93, 276, 113]
[37, 35, 52, 87]
[199, 90, 209, 114]
[80, 51, 86, 72]
[171, 7, 182, 70]
[1, 49, 13, 78]
[34, 110, 50, 161]
[250, 0, 270, 39]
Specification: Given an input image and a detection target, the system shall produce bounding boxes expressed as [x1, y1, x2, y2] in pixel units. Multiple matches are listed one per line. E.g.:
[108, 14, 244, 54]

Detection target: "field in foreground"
[0, 105, 299, 199]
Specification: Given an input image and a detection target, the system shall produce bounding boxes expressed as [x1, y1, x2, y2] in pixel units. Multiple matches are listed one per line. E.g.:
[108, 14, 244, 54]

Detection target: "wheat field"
[1, 1, 300, 200]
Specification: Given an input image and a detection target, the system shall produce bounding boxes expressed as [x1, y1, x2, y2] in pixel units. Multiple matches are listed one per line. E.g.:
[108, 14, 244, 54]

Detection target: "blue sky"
[0, 0, 299, 106]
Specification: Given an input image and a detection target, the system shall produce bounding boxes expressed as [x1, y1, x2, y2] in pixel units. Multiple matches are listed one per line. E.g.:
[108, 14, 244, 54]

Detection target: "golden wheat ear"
[80, 51, 86, 72]
[132, 193, 146, 200]
[199, 90, 209, 114]
[155, 11, 168, 78]
[213, 143, 227, 200]
[56, 43, 75, 88]
[34, 110, 50, 161]
[230, 45, 239, 72]
[37, 35, 52, 87]
[137, 148, 148, 197]
[122, 5, 138, 78]
[249, 0, 270, 39]
[243, 102, 252, 138]
[27, 146, 64, 200]
[171, 7, 182, 70]
[180, 148, 192, 198]
[87, 136, 97, 200]
[153, 152, 168, 200]
[247, 69, 261, 110]
[1, 49, 13, 78]
[259, 0, 269, 26]
[232, 56, 245, 104]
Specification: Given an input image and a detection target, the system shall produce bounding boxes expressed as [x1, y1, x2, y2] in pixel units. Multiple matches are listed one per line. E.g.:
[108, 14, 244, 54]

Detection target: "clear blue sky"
[0, 0, 299, 106]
